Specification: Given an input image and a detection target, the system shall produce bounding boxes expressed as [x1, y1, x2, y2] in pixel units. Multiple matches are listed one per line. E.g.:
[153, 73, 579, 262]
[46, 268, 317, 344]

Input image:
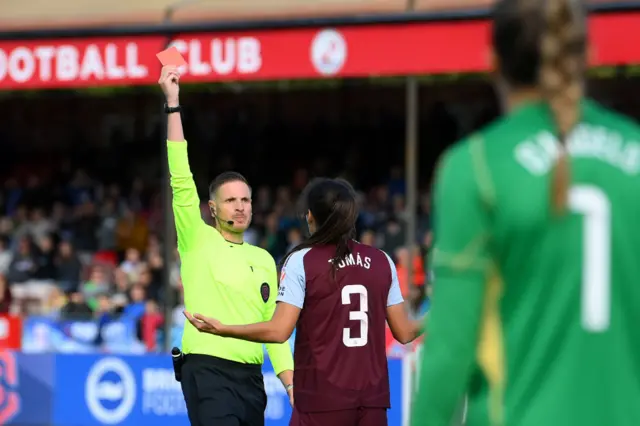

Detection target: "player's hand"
[158, 65, 180, 106]
[183, 311, 224, 335]
[287, 386, 294, 407]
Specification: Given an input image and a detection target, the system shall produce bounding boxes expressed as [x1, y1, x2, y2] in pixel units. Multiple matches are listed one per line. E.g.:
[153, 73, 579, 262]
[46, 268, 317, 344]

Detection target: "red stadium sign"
[0, 12, 638, 90]
[0, 316, 21, 350]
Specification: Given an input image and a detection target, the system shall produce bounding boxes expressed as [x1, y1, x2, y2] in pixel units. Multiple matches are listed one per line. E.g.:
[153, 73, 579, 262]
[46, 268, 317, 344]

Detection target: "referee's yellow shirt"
[168, 141, 293, 375]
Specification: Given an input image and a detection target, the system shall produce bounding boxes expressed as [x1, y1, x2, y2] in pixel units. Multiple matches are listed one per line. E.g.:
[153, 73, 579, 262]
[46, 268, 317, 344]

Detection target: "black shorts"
[181, 354, 267, 426]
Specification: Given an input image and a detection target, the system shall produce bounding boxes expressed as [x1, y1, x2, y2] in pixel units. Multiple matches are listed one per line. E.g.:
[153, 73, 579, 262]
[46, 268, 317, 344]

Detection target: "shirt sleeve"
[411, 141, 492, 426]
[263, 254, 294, 376]
[383, 252, 404, 307]
[167, 141, 207, 253]
[276, 250, 307, 309]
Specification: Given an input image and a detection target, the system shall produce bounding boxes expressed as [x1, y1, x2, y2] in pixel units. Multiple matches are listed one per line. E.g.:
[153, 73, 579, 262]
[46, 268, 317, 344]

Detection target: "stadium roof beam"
[0, 0, 637, 40]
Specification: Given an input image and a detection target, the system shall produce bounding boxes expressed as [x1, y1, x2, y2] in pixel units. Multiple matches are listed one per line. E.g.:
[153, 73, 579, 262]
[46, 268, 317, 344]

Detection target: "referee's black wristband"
[164, 103, 182, 114]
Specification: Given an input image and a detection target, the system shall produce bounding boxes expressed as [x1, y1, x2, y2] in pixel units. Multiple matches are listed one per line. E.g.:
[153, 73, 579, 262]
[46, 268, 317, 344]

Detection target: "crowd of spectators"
[0, 167, 433, 330]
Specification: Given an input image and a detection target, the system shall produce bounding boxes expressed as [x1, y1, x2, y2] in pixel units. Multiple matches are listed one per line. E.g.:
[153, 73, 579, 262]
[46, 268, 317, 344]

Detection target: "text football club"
[0, 12, 637, 89]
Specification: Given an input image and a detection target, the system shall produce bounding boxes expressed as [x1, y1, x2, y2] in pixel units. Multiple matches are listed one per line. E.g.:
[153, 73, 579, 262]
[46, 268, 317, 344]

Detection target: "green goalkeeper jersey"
[412, 99, 640, 426]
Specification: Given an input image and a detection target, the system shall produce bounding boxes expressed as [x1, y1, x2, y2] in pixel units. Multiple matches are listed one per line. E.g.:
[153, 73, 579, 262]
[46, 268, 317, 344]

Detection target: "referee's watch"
[164, 103, 182, 114]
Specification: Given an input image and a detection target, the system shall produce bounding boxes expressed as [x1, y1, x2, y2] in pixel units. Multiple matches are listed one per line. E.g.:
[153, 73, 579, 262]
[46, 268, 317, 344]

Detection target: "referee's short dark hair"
[209, 171, 250, 199]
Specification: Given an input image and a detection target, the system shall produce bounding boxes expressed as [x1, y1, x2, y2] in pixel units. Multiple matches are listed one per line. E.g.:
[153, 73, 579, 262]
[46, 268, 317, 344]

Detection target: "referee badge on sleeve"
[260, 282, 270, 303]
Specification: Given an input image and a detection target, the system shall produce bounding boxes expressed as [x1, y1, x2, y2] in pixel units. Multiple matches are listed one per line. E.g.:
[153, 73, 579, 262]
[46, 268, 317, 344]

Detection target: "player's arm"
[263, 256, 294, 380]
[384, 252, 423, 344]
[218, 252, 304, 343]
[161, 65, 206, 253]
[184, 252, 305, 343]
[411, 144, 491, 426]
[185, 302, 299, 342]
[216, 302, 300, 344]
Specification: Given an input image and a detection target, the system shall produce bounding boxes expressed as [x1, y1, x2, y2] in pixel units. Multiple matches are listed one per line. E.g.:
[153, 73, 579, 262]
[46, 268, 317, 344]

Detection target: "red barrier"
[0, 12, 638, 90]
[0, 317, 21, 350]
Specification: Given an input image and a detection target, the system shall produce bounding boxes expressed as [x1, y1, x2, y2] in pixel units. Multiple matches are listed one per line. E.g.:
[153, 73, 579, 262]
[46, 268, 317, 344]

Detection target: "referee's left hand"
[184, 311, 224, 335]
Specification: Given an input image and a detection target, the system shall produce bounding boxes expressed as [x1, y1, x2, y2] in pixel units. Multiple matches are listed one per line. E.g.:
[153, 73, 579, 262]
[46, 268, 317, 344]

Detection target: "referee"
[159, 65, 294, 426]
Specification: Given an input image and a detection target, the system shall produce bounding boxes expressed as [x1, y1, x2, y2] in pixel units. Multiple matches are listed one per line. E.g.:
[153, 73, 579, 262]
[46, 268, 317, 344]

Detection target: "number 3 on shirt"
[569, 185, 611, 333]
[341, 284, 368, 347]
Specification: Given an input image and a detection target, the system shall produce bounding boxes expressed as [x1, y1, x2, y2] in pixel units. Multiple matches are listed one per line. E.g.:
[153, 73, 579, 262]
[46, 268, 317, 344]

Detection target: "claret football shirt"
[277, 242, 404, 412]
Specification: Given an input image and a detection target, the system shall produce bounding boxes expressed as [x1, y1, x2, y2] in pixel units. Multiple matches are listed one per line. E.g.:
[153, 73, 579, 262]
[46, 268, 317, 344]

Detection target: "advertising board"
[22, 317, 145, 354]
[0, 12, 638, 90]
[0, 352, 406, 425]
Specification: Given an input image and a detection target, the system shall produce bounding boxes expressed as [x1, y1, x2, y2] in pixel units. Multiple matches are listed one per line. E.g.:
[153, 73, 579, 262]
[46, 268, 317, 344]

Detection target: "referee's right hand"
[158, 65, 180, 106]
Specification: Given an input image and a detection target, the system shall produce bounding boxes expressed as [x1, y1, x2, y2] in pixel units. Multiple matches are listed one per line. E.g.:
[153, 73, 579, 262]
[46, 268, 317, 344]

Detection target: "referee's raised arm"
[159, 65, 204, 253]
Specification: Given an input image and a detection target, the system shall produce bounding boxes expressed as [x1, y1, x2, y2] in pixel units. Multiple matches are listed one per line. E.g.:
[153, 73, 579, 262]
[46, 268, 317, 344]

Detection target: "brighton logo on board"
[85, 357, 136, 424]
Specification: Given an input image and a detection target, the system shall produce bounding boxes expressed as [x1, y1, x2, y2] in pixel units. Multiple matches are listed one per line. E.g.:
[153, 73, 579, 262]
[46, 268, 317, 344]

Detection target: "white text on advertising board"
[170, 37, 262, 76]
[0, 43, 147, 83]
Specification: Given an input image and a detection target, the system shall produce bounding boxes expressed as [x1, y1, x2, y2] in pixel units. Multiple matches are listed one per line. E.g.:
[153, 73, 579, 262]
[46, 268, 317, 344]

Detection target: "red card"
[156, 46, 188, 67]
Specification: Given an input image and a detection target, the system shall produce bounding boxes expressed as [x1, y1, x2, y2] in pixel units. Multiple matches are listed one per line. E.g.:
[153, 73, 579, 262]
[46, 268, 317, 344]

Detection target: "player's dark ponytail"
[279, 178, 358, 279]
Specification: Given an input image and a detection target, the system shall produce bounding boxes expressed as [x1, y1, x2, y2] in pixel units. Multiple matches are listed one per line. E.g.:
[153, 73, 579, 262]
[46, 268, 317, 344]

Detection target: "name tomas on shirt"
[328, 251, 372, 270]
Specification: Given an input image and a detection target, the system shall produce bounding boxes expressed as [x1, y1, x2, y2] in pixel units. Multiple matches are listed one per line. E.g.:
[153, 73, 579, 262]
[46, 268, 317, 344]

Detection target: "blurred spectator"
[169, 248, 181, 289]
[10, 206, 31, 244]
[28, 208, 54, 242]
[97, 197, 119, 251]
[45, 287, 67, 317]
[72, 201, 100, 255]
[35, 235, 56, 280]
[359, 230, 377, 247]
[243, 225, 260, 246]
[380, 217, 404, 255]
[7, 237, 38, 284]
[51, 202, 73, 239]
[142, 300, 164, 352]
[394, 246, 425, 298]
[3, 179, 22, 216]
[120, 247, 142, 283]
[0, 236, 12, 275]
[116, 207, 149, 253]
[81, 267, 110, 311]
[137, 265, 158, 303]
[94, 293, 114, 347]
[388, 166, 405, 198]
[128, 178, 147, 213]
[67, 169, 95, 206]
[147, 232, 162, 255]
[146, 252, 164, 302]
[61, 291, 92, 318]
[111, 268, 130, 313]
[0, 275, 12, 314]
[55, 241, 82, 293]
[285, 227, 303, 253]
[170, 289, 186, 348]
[262, 212, 287, 261]
[123, 284, 147, 321]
